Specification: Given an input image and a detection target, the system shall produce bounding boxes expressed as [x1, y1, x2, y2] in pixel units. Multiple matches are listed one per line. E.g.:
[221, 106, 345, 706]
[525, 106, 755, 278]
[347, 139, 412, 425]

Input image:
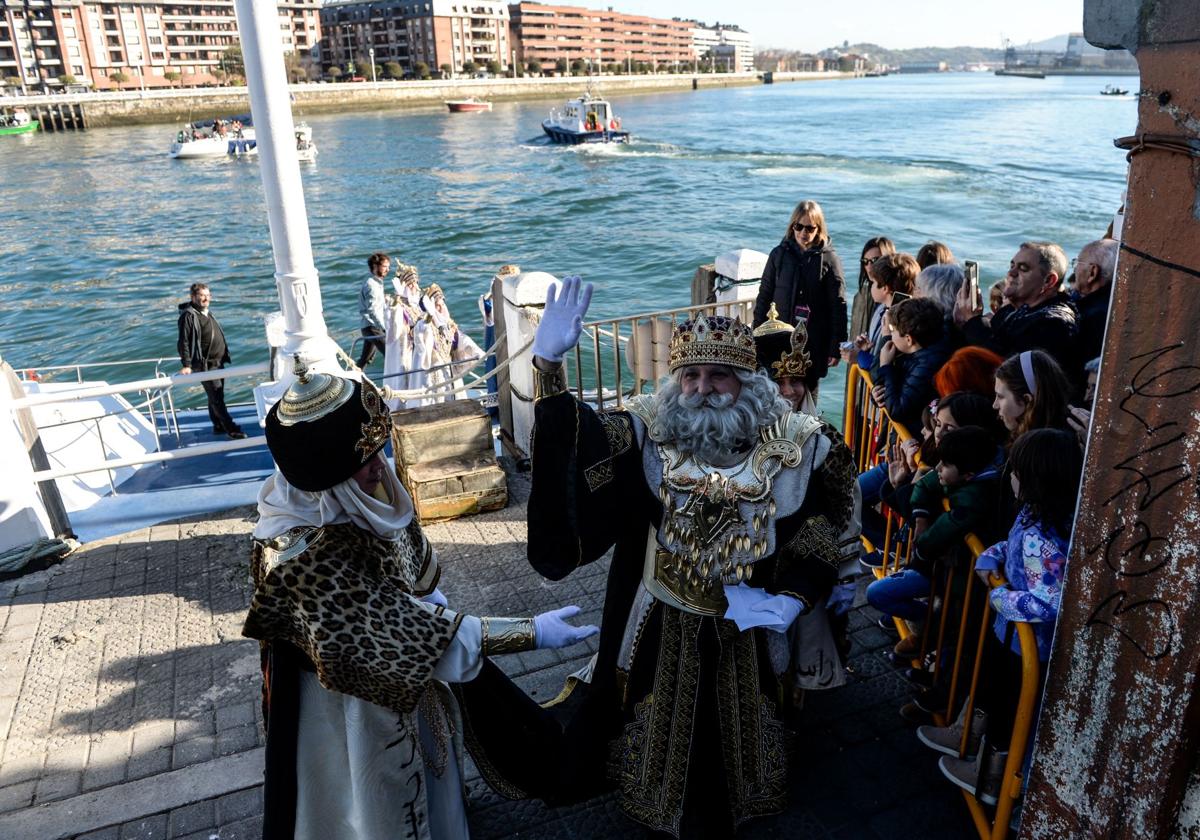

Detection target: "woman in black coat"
[753, 199, 848, 382]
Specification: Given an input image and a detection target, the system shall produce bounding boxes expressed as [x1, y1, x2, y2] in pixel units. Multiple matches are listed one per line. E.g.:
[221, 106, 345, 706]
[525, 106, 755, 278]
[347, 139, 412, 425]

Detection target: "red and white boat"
[445, 98, 493, 113]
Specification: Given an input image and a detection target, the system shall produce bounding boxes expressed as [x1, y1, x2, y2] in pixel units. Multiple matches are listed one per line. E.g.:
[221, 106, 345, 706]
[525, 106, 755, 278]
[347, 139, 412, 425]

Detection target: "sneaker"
[916, 706, 986, 757]
[228, 430, 247, 440]
[913, 684, 949, 715]
[899, 700, 936, 725]
[902, 667, 935, 688]
[894, 633, 923, 658]
[859, 551, 885, 571]
[939, 745, 1007, 806]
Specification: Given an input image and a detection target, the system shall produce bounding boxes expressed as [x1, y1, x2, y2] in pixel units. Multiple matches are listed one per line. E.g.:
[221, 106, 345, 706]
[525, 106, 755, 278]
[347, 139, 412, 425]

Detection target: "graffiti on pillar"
[1081, 339, 1200, 661]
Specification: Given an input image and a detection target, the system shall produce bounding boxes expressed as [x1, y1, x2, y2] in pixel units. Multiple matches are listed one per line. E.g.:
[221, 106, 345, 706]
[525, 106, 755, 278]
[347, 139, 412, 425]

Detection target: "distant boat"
[995, 68, 1046, 79]
[542, 91, 630, 145]
[0, 109, 38, 136]
[295, 122, 318, 162]
[446, 98, 492, 113]
[169, 115, 256, 158]
[1101, 85, 1130, 96]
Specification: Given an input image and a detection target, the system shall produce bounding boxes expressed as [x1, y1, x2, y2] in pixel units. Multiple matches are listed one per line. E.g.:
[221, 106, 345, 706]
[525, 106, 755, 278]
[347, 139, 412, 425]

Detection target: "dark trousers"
[356, 326, 386, 368]
[203, 374, 240, 434]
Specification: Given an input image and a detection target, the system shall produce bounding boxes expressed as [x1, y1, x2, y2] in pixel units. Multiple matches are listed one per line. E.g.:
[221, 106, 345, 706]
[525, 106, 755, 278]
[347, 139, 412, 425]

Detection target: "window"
[73, 64, 85, 74]
[64, 26, 77, 37]
[69, 45, 81, 56]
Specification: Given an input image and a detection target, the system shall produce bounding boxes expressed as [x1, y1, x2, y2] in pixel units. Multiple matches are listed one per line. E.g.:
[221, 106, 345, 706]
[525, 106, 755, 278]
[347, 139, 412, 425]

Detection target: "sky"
[611, 0, 1086, 52]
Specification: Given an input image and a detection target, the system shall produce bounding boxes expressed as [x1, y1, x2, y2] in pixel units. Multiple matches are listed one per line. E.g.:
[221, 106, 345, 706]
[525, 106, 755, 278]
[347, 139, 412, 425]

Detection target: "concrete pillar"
[499, 271, 558, 459]
[1021, 2, 1200, 838]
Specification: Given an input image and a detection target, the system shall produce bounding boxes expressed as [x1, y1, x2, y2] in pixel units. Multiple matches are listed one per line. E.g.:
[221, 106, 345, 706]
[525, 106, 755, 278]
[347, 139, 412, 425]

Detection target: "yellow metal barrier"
[842, 364, 1041, 840]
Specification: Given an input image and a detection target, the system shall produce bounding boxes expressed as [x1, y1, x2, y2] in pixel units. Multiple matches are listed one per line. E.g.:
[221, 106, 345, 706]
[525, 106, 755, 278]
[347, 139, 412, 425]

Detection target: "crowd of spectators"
[751, 203, 1116, 809]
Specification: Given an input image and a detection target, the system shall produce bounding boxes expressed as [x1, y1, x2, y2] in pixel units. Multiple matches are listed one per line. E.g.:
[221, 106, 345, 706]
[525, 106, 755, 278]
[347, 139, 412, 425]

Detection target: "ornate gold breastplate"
[648, 414, 822, 599]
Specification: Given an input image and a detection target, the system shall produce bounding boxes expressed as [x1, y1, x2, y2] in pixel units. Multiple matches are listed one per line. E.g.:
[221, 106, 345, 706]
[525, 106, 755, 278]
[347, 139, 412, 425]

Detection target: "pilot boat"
[542, 91, 629, 144]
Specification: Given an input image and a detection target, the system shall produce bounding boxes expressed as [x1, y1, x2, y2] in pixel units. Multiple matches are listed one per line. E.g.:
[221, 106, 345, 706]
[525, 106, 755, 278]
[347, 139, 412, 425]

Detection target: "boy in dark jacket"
[874, 298, 952, 432]
[866, 426, 1002, 656]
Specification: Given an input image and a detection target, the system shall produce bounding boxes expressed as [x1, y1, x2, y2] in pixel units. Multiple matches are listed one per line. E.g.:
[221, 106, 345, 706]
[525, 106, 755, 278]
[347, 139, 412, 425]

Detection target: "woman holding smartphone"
[753, 199, 848, 384]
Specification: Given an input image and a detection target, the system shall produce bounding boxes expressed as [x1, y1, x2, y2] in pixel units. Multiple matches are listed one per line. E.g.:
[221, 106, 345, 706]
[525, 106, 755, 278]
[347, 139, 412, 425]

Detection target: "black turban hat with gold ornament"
[264, 359, 392, 492]
[753, 303, 816, 387]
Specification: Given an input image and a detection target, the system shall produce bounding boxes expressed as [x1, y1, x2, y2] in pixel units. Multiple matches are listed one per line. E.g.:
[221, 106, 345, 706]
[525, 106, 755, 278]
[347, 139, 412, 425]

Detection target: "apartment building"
[690, 21, 752, 73]
[318, 0, 511, 76]
[509, 2, 692, 74]
[0, 0, 320, 91]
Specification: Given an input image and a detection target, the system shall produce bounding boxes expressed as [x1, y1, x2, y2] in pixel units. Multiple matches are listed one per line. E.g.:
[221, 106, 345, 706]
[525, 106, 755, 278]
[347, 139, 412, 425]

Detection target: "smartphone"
[839, 341, 856, 351]
[964, 260, 981, 309]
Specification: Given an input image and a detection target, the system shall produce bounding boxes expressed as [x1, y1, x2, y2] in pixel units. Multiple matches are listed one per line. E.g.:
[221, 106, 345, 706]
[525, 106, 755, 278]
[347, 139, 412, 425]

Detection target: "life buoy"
[609, 118, 619, 130]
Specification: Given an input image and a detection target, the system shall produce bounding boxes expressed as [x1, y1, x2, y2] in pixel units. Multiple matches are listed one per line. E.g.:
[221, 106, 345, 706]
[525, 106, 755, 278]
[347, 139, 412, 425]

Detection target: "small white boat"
[295, 123, 318, 162]
[169, 116, 257, 159]
[542, 91, 629, 144]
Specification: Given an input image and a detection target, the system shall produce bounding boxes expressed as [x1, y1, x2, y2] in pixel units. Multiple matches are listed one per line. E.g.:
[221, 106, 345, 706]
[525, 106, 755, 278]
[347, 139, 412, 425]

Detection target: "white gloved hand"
[750, 594, 807, 633]
[531, 275, 593, 363]
[533, 605, 599, 650]
[421, 588, 448, 608]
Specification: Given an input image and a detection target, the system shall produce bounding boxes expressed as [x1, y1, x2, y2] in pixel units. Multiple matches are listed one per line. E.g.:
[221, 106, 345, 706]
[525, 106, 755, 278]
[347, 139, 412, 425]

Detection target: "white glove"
[750, 594, 806, 633]
[533, 605, 599, 650]
[421, 588, 448, 608]
[531, 275, 593, 363]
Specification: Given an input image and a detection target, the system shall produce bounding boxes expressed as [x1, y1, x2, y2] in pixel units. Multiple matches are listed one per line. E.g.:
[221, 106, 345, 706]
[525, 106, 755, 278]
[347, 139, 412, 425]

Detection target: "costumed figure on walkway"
[526, 278, 859, 838]
[753, 304, 862, 695]
[421, 283, 485, 405]
[383, 262, 432, 410]
[243, 358, 597, 839]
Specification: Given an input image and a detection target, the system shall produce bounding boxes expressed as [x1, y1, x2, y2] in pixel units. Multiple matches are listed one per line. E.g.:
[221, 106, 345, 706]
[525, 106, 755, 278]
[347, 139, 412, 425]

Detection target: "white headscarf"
[253, 453, 415, 542]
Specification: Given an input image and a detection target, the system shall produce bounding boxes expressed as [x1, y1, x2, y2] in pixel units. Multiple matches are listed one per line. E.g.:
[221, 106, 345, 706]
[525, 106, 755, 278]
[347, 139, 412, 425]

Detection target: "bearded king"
[526, 278, 859, 838]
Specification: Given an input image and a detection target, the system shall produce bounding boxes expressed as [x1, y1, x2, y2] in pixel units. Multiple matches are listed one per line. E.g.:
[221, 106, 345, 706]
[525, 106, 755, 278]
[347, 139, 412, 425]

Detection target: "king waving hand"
[528, 278, 859, 839]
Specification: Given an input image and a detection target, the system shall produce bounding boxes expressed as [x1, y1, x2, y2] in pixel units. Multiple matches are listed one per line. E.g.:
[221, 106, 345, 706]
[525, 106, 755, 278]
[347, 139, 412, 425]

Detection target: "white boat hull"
[169, 131, 258, 159]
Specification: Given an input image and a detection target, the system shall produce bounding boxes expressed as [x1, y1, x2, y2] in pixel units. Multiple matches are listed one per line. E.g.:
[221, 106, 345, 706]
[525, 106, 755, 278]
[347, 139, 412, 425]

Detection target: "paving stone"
[214, 702, 255, 732]
[172, 735, 215, 769]
[127, 746, 173, 780]
[83, 760, 129, 792]
[74, 826, 121, 840]
[214, 814, 262, 840]
[34, 770, 83, 803]
[119, 813, 167, 840]
[167, 799, 216, 837]
[215, 724, 260, 757]
[214, 786, 262, 823]
[0, 779, 36, 813]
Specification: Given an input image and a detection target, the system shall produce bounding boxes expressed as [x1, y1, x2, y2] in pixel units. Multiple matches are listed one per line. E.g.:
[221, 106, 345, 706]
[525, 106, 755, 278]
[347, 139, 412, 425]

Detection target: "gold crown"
[772, 320, 812, 380]
[752, 303, 794, 338]
[668, 315, 757, 373]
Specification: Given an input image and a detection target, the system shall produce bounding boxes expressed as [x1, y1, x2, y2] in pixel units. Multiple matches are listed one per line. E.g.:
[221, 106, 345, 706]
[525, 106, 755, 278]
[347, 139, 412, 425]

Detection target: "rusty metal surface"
[1021, 17, 1200, 840]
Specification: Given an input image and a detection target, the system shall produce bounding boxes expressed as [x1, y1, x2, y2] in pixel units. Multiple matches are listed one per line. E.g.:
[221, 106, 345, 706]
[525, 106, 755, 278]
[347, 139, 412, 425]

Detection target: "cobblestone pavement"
[0, 467, 972, 839]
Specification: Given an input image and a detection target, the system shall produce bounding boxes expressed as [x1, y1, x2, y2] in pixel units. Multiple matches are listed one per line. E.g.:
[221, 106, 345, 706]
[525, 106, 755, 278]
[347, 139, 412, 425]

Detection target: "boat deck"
[66, 403, 272, 544]
[0, 464, 970, 839]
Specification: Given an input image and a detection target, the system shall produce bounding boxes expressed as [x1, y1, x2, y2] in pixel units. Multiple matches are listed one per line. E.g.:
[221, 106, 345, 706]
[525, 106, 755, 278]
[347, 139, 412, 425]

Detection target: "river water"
[1, 73, 1137, 418]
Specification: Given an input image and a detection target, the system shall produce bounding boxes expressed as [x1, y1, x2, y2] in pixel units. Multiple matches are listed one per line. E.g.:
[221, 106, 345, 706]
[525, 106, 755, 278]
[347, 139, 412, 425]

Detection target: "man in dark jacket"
[177, 282, 244, 439]
[1069, 238, 1118, 365]
[753, 212, 847, 382]
[953, 241, 1080, 382]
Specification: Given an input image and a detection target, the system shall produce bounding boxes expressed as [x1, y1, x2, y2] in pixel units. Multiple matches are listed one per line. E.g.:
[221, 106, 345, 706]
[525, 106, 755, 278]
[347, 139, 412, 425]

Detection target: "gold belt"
[641, 527, 727, 617]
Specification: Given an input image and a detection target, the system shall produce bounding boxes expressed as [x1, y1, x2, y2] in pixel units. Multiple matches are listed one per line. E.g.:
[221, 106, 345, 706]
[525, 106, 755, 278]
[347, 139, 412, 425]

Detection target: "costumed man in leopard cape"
[243, 358, 597, 839]
[527, 278, 858, 838]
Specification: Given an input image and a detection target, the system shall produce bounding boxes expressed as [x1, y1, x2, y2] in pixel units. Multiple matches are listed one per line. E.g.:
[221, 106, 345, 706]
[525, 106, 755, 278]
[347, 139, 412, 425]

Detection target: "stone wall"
[0, 71, 854, 129]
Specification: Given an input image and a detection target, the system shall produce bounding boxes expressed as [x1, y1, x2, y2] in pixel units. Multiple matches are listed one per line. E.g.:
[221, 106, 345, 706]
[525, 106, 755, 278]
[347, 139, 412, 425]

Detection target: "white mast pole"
[231, 0, 339, 396]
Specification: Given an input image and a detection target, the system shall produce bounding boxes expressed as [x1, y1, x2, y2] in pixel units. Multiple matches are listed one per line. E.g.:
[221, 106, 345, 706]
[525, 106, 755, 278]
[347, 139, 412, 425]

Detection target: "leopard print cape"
[243, 520, 461, 715]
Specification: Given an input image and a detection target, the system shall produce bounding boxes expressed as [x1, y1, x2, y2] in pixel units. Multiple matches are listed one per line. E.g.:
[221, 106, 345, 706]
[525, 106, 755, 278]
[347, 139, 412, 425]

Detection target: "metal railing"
[843, 363, 1039, 840]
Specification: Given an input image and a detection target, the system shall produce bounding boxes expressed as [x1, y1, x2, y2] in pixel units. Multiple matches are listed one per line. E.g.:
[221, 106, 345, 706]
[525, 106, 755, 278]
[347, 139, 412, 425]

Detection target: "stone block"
[215, 786, 262, 823]
[0, 779, 36, 813]
[172, 735, 214, 769]
[167, 799, 215, 837]
[391, 400, 493, 466]
[33, 770, 82, 803]
[118, 813, 167, 840]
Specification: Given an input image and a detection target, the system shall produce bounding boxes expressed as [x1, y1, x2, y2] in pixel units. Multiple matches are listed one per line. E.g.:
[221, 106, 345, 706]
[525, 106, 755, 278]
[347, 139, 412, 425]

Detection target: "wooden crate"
[391, 400, 492, 465]
[400, 454, 508, 522]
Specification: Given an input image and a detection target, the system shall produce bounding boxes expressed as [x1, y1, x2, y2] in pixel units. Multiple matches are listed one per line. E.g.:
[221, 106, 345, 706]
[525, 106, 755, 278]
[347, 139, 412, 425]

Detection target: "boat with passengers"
[169, 115, 257, 158]
[542, 90, 629, 144]
[0, 108, 38, 136]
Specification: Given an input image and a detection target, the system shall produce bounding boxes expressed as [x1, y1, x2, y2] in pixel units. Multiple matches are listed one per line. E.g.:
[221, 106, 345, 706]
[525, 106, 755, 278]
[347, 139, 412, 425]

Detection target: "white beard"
[651, 372, 788, 465]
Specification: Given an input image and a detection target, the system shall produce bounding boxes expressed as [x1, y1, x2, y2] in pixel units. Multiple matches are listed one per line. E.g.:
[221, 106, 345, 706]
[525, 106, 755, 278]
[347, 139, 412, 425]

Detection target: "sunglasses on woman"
[793, 222, 818, 233]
